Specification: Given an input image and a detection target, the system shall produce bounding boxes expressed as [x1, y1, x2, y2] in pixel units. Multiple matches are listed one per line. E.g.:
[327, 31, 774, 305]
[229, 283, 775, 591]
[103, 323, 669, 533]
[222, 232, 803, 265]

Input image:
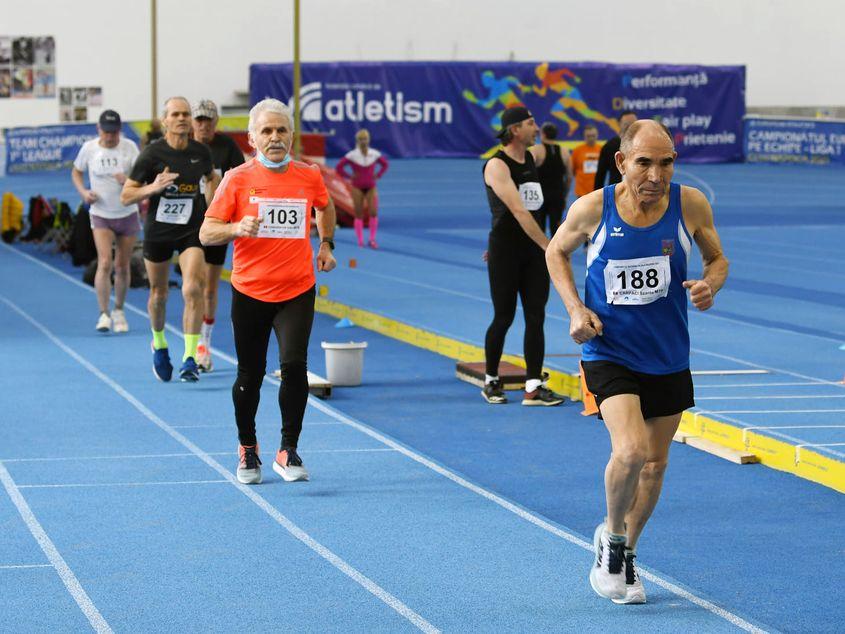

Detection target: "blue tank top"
[582, 183, 693, 374]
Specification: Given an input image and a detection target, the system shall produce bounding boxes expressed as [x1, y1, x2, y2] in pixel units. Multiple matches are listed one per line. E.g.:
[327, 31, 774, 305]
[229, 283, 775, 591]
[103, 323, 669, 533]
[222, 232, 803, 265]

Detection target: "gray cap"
[192, 99, 218, 119]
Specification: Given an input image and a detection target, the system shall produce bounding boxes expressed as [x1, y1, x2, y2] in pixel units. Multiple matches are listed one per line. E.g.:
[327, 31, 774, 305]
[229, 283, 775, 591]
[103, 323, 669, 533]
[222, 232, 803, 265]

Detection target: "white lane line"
[18, 480, 228, 489]
[304, 399, 765, 633]
[695, 382, 830, 389]
[171, 421, 344, 429]
[689, 347, 845, 387]
[707, 409, 845, 414]
[0, 294, 439, 634]
[0, 564, 54, 570]
[697, 395, 845, 401]
[675, 168, 716, 204]
[0, 461, 113, 633]
[1, 448, 396, 463]
[0, 245, 772, 632]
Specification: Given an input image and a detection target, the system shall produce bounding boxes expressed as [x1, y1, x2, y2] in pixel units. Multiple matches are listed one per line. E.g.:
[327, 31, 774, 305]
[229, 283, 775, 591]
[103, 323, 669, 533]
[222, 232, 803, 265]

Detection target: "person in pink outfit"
[335, 129, 388, 248]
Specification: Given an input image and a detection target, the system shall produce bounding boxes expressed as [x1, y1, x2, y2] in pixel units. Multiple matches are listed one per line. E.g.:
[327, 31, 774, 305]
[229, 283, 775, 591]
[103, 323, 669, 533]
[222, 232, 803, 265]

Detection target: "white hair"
[162, 96, 190, 118]
[248, 98, 295, 135]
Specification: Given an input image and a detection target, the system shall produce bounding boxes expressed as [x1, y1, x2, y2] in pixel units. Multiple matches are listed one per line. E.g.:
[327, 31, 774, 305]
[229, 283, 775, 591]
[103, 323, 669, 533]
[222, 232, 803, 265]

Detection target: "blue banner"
[4, 123, 140, 174]
[744, 117, 845, 165]
[250, 61, 745, 162]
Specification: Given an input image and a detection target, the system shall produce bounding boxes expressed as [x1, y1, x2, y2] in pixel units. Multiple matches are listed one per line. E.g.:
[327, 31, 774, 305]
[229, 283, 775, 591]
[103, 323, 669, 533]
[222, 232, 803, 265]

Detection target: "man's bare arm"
[681, 186, 729, 311]
[546, 191, 604, 344]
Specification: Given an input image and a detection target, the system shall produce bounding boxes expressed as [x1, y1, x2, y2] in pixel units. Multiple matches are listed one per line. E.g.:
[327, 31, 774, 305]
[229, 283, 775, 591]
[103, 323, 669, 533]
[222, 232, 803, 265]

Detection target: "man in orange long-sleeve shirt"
[570, 124, 601, 198]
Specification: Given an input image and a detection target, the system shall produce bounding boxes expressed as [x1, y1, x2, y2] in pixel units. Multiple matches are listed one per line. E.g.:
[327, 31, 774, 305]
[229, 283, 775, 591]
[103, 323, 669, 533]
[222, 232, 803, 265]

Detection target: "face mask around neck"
[257, 149, 291, 169]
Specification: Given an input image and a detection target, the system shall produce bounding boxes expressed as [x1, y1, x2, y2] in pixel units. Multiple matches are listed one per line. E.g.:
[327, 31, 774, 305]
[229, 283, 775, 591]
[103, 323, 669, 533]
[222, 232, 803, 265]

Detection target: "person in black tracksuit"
[534, 122, 572, 235]
[481, 106, 565, 407]
[593, 110, 638, 190]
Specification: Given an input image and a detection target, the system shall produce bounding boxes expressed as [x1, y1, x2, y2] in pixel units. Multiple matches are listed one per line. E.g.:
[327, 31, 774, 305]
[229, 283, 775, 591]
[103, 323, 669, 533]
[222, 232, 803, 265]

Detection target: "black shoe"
[522, 385, 565, 406]
[481, 380, 507, 404]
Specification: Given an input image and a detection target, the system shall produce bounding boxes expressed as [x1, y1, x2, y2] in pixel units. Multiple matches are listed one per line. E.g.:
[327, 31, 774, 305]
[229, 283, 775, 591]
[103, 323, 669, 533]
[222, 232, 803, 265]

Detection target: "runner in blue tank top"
[546, 120, 729, 604]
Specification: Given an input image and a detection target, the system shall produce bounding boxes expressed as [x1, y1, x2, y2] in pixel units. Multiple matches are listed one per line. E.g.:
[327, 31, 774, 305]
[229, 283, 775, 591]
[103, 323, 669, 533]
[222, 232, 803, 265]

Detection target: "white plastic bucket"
[321, 341, 368, 386]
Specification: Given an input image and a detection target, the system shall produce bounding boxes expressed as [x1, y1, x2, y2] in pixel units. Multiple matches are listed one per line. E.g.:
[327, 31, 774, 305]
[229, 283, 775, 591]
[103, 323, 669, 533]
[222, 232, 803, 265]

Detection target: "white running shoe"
[111, 309, 129, 333]
[612, 549, 646, 604]
[589, 522, 627, 600]
[273, 448, 309, 482]
[95, 312, 112, 332]
[236, 444, 262, 484]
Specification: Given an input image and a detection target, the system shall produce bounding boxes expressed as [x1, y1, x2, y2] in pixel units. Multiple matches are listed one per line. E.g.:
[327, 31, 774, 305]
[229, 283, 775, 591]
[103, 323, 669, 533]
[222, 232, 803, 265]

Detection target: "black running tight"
[484, 240, 550, 380]
[231, 285, 315, 449]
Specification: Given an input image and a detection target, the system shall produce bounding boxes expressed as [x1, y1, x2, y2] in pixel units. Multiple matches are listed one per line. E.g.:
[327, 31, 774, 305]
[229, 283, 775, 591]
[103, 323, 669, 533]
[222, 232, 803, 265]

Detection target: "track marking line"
[695, 382, 830, 389]
[18, 479, 229, 489]
[697, 395, 845, 401]
[0, 564, 54, 570]
[0, 294, 439, 634]
[675, 168, 716, 204]
[0, 461, 113, 633]
[1, 448, 397, 464]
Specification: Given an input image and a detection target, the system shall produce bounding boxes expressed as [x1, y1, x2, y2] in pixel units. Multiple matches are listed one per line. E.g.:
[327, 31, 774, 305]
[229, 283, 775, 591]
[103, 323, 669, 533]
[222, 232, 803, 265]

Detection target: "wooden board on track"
[456, 361, 526, 390]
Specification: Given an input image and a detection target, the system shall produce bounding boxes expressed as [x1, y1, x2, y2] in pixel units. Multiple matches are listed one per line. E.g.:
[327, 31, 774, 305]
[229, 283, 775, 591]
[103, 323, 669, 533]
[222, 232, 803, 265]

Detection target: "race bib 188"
[155, 197, 193, 225]
[518, 182, 544, 212]
[253, 197, 307, 239]
[603, 255, 671, 305]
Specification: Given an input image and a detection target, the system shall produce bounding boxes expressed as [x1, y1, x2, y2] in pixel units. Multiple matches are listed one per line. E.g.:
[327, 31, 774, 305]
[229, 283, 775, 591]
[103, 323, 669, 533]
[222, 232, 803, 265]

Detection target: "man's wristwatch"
[320, 237, 335, 251]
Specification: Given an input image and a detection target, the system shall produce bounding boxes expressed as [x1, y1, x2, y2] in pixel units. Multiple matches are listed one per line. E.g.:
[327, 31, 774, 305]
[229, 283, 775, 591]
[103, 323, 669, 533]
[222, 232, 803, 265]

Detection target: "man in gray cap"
[191, 99, 245, 371]
[480, 106, 564, 407]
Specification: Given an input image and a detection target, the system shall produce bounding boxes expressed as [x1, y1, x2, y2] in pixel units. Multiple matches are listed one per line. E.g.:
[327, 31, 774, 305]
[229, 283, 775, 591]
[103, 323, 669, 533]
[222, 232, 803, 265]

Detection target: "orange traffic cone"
[579, 362, 599, 416]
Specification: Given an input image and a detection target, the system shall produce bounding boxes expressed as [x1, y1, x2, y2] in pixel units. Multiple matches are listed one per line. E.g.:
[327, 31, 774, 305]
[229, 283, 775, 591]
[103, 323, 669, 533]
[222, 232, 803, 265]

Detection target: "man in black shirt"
[191, 99, 245, 372]
[121, 96, 220, 383]
[531, 122, 572, 235]
[593, 110, 637, 190]
[482, 106, 564, 407]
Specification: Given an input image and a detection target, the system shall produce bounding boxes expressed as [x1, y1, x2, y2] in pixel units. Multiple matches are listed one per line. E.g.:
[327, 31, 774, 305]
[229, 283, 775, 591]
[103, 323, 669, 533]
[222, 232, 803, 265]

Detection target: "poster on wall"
[58, 85, 103, 122]
[0, 35, 55, 99]
[251, 61, 745, 161]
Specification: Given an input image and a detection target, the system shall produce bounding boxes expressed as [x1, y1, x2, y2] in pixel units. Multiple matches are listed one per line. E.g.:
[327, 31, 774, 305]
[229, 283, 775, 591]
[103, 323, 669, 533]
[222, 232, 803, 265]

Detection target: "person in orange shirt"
[570, 124, 601, 198]
[200, 98, 337, 485]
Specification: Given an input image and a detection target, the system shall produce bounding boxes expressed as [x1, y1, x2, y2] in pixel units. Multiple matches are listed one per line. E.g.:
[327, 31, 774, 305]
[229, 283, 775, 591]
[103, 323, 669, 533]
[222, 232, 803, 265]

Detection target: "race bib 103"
[253, 197, 307, 239]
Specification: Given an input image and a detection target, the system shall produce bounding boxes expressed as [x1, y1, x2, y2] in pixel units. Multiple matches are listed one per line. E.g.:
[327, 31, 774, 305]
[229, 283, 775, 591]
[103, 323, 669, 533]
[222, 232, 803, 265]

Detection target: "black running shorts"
[203, 242, 228, 266]
[582, 360, 694, 420]
[143, 232, 203, 263]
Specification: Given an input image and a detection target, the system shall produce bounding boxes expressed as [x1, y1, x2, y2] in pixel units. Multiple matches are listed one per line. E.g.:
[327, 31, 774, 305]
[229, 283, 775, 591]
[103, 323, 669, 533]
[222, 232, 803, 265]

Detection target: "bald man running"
[546, 120, 729, 604]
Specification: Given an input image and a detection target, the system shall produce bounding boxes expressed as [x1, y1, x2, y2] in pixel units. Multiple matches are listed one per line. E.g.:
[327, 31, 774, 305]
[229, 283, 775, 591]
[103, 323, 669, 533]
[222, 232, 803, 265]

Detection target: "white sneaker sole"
[589, 523, 627, 600]
[112, 324, 129, 333]
[272, 461, 309, 482]
[521, 398, 564, 406]
[612, 585, 646, 604]
[236, 467, 262, 485]
[480, 390, 507, 404]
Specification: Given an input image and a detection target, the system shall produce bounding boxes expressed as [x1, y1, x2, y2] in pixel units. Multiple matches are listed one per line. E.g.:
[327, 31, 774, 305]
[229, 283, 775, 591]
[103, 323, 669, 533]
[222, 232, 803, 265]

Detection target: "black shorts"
[143, 233, 203, 263]
[582, 360, 694, 420]
[203, 243, 228, 266]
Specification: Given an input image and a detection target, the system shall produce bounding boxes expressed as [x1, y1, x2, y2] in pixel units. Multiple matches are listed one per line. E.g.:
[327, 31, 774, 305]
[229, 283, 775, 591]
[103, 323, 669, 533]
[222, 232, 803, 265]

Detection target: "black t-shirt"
[594, 136, 622, 189]
[537, 142, 567, 198]
[130, 139, 213, 242]
[483, 149, 544, 248]
[207, 132, 245, 176]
